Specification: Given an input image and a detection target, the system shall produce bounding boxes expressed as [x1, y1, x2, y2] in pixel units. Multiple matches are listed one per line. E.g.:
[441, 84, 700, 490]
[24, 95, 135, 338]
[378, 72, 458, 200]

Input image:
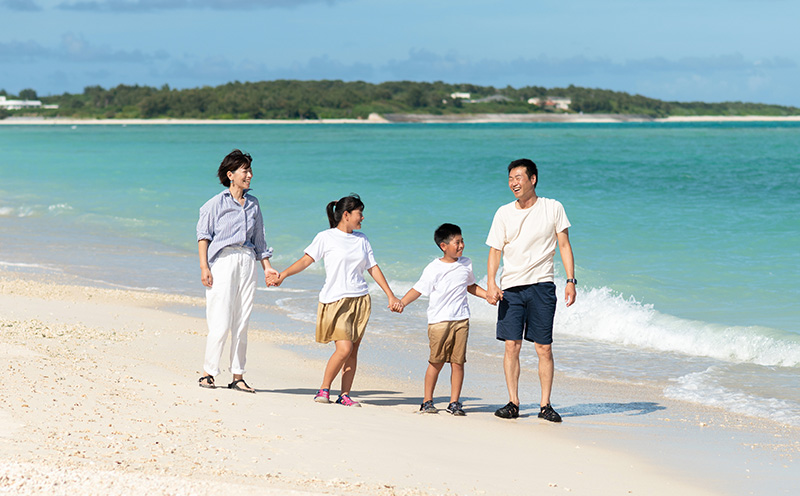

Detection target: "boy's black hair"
[434, 223, 462, 249]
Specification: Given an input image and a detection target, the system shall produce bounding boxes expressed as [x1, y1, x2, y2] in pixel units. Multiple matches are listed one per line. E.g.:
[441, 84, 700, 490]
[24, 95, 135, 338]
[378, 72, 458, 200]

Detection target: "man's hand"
[564, 282, 576, 307]
[486, 281, 503, 305]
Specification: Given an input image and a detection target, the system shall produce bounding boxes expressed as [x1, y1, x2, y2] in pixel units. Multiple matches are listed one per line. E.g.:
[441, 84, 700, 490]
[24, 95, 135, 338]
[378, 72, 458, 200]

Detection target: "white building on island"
[0, 95, 58, 110]
[528, 96, 572, 111]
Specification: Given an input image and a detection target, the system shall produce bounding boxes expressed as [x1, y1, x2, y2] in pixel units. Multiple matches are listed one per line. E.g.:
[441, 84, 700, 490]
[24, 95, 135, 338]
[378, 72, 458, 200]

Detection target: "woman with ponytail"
[274, 195, 400, 406]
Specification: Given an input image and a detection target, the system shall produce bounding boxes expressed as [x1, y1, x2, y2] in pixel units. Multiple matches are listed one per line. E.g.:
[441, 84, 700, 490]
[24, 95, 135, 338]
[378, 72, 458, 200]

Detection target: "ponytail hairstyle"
[326, 194, 365, 228]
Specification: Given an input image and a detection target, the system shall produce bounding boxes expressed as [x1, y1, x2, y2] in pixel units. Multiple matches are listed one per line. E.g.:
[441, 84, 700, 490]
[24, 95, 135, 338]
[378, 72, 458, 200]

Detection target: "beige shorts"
[428, 318, 469, 364]
[315, 294, 371, 344]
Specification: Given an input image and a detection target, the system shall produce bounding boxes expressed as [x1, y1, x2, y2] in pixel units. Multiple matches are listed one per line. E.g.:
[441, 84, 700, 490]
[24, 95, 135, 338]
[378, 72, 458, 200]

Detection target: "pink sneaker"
[335, 393, 361, 407]
[314, 388, 330, 403]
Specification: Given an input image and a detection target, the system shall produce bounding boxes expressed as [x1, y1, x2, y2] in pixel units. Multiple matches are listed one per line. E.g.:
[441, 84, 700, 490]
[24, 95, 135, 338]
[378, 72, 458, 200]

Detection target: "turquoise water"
[2, 122, 799, 425]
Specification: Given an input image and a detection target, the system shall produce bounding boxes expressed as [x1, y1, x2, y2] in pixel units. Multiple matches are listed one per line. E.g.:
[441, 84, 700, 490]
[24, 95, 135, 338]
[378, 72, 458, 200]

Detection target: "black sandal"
[198, 375, 215, 389]
[228, 379, 255, 394]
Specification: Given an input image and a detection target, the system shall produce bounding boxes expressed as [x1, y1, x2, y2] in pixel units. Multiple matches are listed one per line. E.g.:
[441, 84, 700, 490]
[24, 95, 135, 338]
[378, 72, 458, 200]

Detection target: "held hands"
[388, 295, 404, 313]
[485, 282, 503, 306]
[390, 297, 405, 313]
[264, 268, 281, 287]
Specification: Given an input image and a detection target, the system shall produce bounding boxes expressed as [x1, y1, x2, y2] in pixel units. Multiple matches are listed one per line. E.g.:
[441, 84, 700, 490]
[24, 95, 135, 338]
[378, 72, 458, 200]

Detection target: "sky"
[1, 0, 799, 106]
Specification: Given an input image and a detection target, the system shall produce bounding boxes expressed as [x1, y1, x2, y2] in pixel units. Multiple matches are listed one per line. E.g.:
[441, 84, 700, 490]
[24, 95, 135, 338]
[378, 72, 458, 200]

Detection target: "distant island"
[2, 80, 799, 121]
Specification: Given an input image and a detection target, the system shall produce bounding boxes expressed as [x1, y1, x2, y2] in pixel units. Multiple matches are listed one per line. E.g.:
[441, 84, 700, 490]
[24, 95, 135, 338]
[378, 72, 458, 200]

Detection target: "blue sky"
[2, 0, 799, 105]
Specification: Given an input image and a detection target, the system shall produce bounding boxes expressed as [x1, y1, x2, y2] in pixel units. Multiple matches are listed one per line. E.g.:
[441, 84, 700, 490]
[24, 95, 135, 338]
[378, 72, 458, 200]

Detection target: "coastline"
[2, 113, 800, 125]
[1, 270, 797, 495]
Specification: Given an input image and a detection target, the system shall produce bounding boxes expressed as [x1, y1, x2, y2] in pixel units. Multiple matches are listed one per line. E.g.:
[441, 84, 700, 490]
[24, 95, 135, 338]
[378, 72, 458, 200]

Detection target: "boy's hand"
[388, 296, 403, 313]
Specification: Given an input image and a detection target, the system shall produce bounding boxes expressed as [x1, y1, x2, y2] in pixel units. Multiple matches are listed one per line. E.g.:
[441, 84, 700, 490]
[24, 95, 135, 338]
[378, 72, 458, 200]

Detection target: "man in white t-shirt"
[485, 159, 576, 423]
[392, 223, 487, 416]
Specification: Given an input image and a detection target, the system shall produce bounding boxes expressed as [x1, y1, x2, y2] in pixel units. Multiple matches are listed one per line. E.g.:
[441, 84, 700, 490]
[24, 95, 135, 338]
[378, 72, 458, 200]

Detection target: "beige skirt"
[315, 294, 371, 344]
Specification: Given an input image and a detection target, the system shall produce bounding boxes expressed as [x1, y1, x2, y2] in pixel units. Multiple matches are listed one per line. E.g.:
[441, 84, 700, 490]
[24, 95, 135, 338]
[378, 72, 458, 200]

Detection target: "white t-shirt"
[413, 256, 476, 324]
[485, 197, 571, 289]
[305, 228, 378, 304]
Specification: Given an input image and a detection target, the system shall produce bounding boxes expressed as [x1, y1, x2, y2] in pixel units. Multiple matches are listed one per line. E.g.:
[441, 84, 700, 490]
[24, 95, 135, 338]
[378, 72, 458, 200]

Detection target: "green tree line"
[1, 81, 798, 120]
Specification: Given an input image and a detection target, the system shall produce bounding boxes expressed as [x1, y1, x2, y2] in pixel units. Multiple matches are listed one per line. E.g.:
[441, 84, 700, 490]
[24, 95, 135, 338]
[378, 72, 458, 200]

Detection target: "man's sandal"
[228, 379, 256, 394]
[198, 375, 215, 389]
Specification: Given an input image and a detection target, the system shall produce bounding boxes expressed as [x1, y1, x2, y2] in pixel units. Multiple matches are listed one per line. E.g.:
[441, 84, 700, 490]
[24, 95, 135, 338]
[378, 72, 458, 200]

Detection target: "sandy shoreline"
[2, 114, 800, 125]
[1, 271, 797, 495]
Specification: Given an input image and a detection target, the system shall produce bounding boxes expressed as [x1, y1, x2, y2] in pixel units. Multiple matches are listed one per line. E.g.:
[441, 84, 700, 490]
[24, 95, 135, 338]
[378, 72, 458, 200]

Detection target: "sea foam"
[557, 286, 800, 368]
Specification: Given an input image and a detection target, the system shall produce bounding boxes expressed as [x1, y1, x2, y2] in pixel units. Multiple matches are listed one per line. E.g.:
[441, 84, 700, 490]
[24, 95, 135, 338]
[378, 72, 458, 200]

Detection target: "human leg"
[535, 342, 554, 407]
[523, 282, 558, 417]
[202, 252, 236, 378]
[496, 288, 526, 408]
[449, 362, 464, 403]
[424, 362, 445, 402]
[321, 340, 354, 391]
[503, 339, 522, 405]
[340, 337, 362, 395]
[535, 344, 562, 422]
[229, 251, 256, 381]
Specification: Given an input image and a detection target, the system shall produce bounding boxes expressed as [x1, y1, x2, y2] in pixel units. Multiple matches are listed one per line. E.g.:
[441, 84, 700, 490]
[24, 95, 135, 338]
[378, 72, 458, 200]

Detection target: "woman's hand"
[201, 267, 213, 288]
[264, 267, 280, 287]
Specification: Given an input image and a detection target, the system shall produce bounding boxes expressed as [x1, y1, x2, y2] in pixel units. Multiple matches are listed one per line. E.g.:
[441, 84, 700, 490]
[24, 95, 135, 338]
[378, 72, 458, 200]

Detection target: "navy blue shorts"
[496, 282, 557, 344]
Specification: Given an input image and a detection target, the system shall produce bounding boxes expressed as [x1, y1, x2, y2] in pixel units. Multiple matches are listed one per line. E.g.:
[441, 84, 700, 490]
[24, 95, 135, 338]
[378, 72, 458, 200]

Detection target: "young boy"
[392, 223, 487, 416]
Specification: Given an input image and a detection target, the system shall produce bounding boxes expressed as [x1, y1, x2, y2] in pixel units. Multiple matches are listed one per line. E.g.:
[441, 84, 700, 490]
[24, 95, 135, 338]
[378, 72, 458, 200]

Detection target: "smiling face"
[508, 166, 536, 201]
[340, 208, 364, 233]
[440, 234, 465, 262]
[228, 165, 253, 191]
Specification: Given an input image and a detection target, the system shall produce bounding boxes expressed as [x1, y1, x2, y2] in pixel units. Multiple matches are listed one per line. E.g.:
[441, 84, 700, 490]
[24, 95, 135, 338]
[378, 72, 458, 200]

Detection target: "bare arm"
[392, 288, 421, 313]
[467, 283, 487, 300]
[556, 228, 576, 307]
[486, 247, 503, 305]
[367, 264, 401, 310]
[261, 257, 280, 286]
[198, 239, 212, 288]
[276, 254, 315, 286]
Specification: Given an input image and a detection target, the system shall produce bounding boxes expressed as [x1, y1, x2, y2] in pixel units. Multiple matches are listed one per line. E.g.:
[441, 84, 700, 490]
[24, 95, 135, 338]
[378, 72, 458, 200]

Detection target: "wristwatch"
[565, 278, 577, 284]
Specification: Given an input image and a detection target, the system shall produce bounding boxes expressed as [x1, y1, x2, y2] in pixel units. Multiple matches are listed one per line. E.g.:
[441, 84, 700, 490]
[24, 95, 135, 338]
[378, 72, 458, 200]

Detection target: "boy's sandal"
[228, 379, 256, 394]
[198, 375, 215, 389]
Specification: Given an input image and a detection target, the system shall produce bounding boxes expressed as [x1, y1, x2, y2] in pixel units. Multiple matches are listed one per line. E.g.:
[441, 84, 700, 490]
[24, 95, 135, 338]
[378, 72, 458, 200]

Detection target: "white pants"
[203, 246, 257, 377]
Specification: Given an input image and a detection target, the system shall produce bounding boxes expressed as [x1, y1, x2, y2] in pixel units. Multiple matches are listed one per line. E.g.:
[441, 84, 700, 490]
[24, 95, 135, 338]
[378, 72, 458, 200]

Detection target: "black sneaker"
[446, 401, 466, 416]
[419, 400, 438, 413]
[494, 402, 519, 419]
[538, 404, 562, 422]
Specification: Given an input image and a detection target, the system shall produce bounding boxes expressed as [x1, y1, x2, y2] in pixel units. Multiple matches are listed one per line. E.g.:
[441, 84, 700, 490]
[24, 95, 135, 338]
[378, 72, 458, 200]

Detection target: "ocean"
[2, 122, 798, 427]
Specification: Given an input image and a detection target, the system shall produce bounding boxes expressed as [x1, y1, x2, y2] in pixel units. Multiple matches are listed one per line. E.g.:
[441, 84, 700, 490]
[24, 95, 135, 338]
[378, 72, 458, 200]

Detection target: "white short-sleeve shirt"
[305, 228, 378, 304]
[413, 256, 476, 324]
[485, 197, 571, 290]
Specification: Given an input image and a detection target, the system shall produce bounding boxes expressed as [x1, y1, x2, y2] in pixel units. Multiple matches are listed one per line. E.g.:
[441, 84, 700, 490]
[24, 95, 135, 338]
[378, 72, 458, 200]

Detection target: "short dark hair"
[326, 194, 365, 229]
[217, 149, 252, 187]
[508, 158, 538, 188]
[434, 223, 462, 249]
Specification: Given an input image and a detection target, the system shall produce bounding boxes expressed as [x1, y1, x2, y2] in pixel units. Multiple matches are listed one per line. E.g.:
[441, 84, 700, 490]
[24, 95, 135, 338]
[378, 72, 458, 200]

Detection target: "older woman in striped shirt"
[196, 149, 278, 393]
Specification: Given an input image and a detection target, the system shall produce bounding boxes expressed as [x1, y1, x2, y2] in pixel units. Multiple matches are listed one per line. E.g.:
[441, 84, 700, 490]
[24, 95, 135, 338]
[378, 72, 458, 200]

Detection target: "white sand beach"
[1, 271, 797, 495]
[2, 113, 799, 126]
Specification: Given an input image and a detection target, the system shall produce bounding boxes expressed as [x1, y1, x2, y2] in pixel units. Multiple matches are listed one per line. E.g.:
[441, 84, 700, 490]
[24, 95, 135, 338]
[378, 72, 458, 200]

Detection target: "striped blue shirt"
[197, 189, 273, 266]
